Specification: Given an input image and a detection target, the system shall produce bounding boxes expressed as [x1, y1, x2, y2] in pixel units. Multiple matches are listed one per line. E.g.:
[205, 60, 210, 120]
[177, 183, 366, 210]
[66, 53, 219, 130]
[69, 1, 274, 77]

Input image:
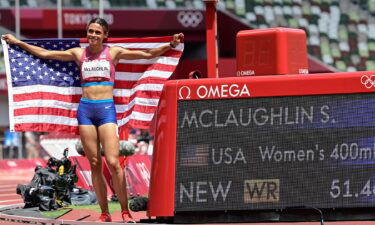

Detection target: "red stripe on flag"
[164, 50, 183, 58]
[13, 92, 81, 103]
[116, 105, 158, 120]
[14, 107, 77, 118]
[116, 63, 177, 73]
[114, 90, 162, 105]
[119, 49, 183, 58]
[114, 78, 167, 89]
[14, 123, 78, 134]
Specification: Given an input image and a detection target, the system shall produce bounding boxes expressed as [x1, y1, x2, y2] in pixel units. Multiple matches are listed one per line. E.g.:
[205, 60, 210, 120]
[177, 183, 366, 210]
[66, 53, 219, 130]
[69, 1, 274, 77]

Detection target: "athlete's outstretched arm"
[112, 33, 184, 61]
[2, 34, 80, 62]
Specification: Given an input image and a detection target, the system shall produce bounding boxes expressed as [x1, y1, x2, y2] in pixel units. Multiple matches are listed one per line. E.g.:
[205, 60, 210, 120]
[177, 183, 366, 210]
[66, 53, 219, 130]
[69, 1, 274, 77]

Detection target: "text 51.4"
[330, 179, 375, 199]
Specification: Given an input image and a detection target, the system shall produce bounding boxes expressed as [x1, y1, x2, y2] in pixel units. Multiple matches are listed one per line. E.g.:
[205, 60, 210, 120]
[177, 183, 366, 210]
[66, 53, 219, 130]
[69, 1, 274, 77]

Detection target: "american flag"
[179, 144, 209, 167]
[1, 37, 183, 134]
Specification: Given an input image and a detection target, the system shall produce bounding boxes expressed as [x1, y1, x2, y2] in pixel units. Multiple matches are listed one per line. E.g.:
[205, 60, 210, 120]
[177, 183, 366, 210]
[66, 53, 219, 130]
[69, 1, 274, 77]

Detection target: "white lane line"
[0, 199, 23, 203]
[0, 193, 18, 197]
[0, 191, 17, 195]
[0, 185, 17, 188]
[0, 188, 16, 192]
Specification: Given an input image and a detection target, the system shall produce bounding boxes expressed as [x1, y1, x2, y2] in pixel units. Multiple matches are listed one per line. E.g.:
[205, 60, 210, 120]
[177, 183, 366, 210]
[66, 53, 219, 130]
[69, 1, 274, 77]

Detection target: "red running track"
[0, 171, 32, 208]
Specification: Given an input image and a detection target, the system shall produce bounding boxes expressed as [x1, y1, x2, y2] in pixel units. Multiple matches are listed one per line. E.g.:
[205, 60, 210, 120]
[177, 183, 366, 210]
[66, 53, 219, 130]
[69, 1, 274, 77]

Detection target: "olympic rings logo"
[361, 75, 375, 89]
[177, 11, 203, 28]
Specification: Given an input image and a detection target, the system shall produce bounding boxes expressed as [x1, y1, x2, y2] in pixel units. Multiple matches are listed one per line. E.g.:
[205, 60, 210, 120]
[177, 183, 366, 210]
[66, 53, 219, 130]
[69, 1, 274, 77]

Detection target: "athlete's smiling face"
[86, 23, 107, 46]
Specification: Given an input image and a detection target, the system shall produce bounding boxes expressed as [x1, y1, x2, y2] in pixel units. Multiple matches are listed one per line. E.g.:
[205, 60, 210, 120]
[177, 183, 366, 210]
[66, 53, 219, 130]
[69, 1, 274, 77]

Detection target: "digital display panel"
[175, 93, 375, 211]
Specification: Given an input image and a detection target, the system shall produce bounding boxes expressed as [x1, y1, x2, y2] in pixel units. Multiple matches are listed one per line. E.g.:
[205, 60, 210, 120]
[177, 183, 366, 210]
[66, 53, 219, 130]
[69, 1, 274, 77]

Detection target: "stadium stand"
[0, 0, 374, 72]
[213, 0, 375, 72]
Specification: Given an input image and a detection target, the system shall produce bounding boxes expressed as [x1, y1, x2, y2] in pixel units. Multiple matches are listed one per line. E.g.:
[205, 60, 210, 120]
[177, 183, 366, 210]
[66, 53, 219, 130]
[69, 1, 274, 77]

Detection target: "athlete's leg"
[79, 125, 109, 214]
[98, 123, 130, 212]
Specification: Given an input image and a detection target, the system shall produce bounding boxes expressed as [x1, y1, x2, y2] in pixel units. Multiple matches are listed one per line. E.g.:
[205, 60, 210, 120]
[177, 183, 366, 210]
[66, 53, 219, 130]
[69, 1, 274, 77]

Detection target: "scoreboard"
[147, 72, 375, 217]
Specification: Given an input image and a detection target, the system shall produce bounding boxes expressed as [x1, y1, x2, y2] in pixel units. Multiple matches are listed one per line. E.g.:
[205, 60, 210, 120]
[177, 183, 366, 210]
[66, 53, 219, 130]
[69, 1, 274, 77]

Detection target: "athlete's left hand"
[170, 33, 184, 48]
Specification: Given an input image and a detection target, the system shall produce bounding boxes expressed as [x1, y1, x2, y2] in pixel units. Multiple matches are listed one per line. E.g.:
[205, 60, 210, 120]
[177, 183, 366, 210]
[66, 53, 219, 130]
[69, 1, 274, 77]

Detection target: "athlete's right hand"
[2, 34, 21, 45]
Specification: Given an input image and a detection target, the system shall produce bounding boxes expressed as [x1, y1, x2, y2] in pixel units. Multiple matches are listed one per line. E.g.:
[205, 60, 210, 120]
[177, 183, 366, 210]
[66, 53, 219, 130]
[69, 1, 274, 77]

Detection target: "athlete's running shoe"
[96, 212, 112, 222]
[122, 210, 136, 223]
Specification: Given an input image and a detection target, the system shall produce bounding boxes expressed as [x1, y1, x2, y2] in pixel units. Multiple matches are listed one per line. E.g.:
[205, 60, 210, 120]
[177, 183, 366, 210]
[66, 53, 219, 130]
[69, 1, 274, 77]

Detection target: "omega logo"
[178, 86, 191, 100]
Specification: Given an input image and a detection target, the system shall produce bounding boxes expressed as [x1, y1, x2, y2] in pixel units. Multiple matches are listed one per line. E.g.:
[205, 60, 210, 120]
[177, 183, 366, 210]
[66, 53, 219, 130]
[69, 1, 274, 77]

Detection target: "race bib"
[81, 60, 111, 80]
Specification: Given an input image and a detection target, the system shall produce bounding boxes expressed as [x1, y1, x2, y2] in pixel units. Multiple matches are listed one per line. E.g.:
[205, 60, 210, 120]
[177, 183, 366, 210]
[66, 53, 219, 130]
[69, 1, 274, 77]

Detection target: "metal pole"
[15, 0, 20, 39]
[99, 0, 104, 18]
[57, 0, 63, 38]
[203, 0, 219, 78]
[18, 132, 22, 159]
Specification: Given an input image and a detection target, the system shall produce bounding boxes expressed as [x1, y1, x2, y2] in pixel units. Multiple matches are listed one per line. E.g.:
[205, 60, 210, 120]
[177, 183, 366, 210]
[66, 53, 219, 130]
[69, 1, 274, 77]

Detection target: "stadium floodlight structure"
[15, 0, 20, 39]
[57, 0, 105, 38]
[203, 0, 219, 78]
[99, 0, 104, 20]
[57, 0, 62, 38]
